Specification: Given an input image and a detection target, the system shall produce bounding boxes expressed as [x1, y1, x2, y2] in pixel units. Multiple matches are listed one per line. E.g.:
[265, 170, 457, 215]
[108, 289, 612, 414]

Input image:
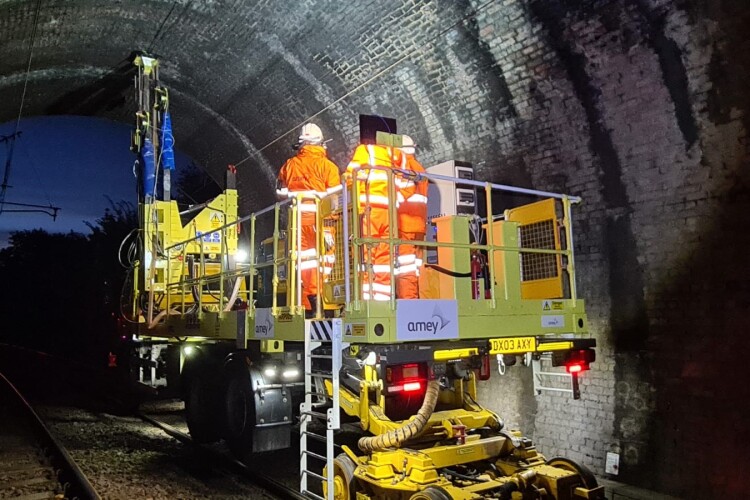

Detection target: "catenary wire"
[0, 0, 44, 214]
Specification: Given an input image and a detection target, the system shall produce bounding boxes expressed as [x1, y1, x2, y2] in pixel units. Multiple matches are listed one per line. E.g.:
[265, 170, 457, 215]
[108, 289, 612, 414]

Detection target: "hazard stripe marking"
[309, 320, 333, 341]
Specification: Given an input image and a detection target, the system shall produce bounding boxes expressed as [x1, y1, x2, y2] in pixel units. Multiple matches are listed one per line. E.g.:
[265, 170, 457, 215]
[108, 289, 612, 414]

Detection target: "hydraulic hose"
[358, 379, 440, 452]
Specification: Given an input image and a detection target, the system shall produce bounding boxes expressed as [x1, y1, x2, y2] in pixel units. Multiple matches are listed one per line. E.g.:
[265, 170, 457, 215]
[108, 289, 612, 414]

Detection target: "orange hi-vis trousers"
[298, 211, 320, 310]
[297, 211, 336, 310]
[361, 207, 393, 301]
[396, 231, 425, 299]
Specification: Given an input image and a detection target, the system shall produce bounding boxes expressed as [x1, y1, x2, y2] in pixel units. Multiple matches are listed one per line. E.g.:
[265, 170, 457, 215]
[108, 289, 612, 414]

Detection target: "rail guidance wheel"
[546, 456, 599, 490]
[409, 486, 452, 500]
[322, 453, 358, 500]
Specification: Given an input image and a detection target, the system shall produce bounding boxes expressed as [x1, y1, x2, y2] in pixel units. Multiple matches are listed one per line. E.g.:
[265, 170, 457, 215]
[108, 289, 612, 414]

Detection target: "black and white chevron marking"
[309, 320, 333, 341]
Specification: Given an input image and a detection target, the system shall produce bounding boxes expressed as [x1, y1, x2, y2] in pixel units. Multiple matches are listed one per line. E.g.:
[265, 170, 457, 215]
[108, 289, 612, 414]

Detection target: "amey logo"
[407, 305, 451, 334]
[255, 315, 273, 336]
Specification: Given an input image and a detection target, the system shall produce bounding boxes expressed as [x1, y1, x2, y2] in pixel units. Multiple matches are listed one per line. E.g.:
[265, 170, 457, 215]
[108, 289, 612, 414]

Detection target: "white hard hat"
[299, 123, 323, 144]
[400, 135, 416, 155]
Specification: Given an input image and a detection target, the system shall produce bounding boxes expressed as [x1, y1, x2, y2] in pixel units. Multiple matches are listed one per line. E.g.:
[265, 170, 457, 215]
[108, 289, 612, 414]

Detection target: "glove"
[324, 230, 335, 252]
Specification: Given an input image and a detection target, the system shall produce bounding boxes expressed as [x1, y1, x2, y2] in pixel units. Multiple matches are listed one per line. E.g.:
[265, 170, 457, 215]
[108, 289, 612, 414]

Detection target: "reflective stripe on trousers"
[396, 231, 425, 299]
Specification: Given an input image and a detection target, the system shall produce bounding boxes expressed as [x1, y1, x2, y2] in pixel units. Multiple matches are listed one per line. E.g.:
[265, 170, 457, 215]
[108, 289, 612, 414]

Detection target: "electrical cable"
[442, 468, 488, 483]
[147, 1, 178, 53]
[231, 0, 499, 168]
[0, 0, 44, 214]
[425, 264, 472, 278]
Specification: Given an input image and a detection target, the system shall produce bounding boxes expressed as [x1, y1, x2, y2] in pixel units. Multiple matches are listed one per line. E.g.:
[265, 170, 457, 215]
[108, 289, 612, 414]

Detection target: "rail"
[139, 412, 306, 500]
[0, 371, 101, 500]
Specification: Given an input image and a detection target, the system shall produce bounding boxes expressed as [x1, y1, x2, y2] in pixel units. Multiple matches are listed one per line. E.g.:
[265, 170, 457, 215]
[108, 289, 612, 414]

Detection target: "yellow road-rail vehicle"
[127, 57, 602, 499]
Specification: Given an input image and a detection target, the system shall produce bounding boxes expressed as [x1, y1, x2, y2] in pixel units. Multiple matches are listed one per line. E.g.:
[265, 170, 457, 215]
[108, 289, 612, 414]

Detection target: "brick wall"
[1, 0, 748, 496]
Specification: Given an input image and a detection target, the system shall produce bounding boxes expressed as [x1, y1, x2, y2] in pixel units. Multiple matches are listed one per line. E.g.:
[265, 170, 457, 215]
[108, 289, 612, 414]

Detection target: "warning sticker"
[196, 231, 221, 243]
[542, 300, 565, 311]
[210, 212, 223, 228]
[345, 323, 366, 337]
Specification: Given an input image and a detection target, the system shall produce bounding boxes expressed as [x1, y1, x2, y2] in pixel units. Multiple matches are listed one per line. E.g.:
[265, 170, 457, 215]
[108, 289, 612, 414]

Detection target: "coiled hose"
[358, 379, 440, 452]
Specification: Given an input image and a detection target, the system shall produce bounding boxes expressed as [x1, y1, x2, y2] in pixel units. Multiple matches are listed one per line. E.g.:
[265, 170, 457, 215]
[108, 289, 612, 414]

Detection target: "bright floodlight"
[183, 345, 194, 356]
[364, 351, 378, 366]
[235, 249, 249, 262]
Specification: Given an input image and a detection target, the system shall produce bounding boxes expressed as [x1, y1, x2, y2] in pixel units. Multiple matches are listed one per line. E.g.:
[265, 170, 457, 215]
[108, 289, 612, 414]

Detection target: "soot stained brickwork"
[1, 0, 748, 496]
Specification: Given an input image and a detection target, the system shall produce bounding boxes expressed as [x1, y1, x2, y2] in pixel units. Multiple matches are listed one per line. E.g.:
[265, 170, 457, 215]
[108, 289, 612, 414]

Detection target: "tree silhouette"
[0, 200, 137, 363]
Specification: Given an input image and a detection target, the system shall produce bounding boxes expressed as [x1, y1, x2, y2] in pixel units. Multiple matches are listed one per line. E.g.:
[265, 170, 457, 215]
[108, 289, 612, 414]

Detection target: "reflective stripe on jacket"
[346, 144, 402, 210]
[396, 154, 428, 233]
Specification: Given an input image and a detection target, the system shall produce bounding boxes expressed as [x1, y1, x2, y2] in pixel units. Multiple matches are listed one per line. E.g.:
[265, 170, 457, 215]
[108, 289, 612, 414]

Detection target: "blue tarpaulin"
[161, 111, 175, 171]
[142, 137, 156, 198]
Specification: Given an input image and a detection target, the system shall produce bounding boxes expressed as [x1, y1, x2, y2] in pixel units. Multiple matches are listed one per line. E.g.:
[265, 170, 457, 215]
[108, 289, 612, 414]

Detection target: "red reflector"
[403, 382, 421, 392]
[567, 363, 582, 374]
[478, 354, 491, 381]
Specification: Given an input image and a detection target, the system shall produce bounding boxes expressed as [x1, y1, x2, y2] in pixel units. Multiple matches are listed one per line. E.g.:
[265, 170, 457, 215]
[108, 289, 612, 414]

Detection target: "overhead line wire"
[0, 0, 44, 215]
[147, 1, 179, 53]
[231, 0, 498, 168]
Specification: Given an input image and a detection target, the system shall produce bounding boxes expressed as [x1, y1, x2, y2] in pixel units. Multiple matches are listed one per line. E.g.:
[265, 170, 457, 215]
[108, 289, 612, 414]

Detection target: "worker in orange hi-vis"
[346, 143, 403, 301]
[395, 135, 428, 299]
[277, 123, 341, 315]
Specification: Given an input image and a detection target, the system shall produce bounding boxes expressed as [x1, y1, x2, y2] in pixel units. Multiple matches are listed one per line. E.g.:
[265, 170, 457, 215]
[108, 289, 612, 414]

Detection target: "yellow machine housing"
[130, 133, 600, 499]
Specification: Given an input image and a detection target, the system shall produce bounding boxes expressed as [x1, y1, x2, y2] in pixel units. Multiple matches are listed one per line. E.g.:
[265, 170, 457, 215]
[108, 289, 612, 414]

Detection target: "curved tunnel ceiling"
[3, 1, 750, 494]
[0, 0, 523, 211]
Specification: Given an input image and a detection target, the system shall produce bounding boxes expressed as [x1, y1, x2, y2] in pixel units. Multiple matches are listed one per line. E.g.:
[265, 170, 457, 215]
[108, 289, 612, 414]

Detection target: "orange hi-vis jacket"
[277, 145, 341, 210]
[396, 154, 428, 233]
[346, 144, 403, 210]
[277, 145, 341, 309]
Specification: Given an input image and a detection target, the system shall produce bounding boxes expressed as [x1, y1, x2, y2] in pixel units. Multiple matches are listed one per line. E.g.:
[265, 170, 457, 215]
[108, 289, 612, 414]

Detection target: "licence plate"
[489, 336, 536, 354]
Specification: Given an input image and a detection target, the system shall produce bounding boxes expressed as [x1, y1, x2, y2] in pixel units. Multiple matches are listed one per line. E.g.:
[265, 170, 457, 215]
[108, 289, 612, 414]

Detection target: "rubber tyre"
[185, 374, 221, 443]
[224, 371, 255, 458]
[409, 486, 453, 500]
[546, 456, 599, 489]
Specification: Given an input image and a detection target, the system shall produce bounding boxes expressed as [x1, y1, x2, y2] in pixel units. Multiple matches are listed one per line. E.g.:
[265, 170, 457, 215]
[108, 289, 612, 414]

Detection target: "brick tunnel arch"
[0, 1, 537, 212]
[1, 1, 749, 496]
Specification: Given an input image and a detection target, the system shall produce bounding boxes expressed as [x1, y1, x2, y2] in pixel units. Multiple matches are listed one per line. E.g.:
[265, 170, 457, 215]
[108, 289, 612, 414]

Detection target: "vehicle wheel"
[224, 370, 255, 458]
[409, 486, 452, 500]
[185, 372, 221, 443]
[546, 457, 599, 489]
[323, 453, 358, 500]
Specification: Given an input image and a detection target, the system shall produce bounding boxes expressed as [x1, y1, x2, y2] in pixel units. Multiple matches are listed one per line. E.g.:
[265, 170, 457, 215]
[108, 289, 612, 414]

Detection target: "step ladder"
[300, 318, 342, 500]
[530, 353, 581, 399]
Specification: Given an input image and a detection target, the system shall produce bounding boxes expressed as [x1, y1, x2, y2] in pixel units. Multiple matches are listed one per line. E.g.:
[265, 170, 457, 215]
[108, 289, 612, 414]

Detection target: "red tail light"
[566, 363, 583, 374]
[385, 362, 427, 394]
[403, 382, 421, 392]
[564, 349, 595, 374]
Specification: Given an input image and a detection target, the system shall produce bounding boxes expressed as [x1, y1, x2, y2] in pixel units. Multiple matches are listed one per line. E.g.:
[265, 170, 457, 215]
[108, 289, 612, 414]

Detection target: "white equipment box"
[426, 160, 476, 221]
[425, 161, 476, 264]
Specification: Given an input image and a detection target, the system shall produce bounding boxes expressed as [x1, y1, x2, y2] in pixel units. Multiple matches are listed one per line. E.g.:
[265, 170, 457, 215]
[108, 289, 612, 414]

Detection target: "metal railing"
[141, 167, 583, 325]
[333, 165, 582, 311]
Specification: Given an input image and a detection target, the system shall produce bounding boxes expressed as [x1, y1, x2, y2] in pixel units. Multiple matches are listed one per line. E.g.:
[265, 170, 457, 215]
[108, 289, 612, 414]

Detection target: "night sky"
[0, 115, 190, 247]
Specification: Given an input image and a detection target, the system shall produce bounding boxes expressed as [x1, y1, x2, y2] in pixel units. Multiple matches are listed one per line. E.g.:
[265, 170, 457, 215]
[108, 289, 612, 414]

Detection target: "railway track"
[0, 345, 307, 498]
[0, 371, 99, 500]
[137, 411, 306, 499]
